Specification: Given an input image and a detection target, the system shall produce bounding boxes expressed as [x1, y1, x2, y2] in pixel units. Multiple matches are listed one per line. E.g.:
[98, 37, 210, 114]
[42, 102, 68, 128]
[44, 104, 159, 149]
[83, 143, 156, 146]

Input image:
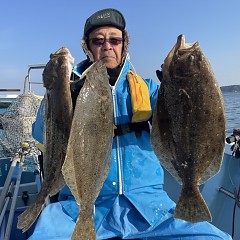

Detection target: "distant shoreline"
[220, 85, 240, 93]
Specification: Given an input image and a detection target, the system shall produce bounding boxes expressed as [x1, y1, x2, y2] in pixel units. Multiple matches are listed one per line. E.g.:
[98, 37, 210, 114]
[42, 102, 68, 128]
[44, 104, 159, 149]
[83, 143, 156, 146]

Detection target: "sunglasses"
[89, 37, 123, 46]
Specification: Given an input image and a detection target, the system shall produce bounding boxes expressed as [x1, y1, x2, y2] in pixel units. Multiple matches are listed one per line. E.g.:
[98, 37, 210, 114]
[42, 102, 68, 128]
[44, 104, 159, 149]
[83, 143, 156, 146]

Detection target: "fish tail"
[174, 187, 212, 223]
[71, 211, 96, 240]
[17, 195, 46, 232]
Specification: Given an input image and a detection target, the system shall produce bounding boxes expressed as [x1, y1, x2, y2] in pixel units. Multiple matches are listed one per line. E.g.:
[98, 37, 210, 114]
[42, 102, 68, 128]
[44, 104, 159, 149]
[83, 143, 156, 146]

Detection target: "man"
[30, 8, 231, 240]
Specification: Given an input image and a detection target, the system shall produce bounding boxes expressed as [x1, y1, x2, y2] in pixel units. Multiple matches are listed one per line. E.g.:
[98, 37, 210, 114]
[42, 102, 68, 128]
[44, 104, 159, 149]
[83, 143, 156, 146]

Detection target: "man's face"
[88, 27, 123, 69]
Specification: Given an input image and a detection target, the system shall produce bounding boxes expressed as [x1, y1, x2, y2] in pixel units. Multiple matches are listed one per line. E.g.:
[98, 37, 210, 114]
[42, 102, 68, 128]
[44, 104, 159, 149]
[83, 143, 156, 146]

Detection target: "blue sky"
[1, 0, 240, 95]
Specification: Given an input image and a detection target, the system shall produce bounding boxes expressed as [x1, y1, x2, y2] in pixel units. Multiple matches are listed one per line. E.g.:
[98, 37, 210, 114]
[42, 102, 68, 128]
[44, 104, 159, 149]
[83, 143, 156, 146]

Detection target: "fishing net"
[0, 93, 43, 157]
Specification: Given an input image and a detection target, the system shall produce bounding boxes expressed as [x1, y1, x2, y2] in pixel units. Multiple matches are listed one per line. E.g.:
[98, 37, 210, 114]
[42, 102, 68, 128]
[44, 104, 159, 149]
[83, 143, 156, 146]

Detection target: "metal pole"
[219, 187, 237, 200]
[23, 64, 45, 94]
[0, 157, 19, 213]
[4, 162, 23, 240]
[0, 182, 14, 227]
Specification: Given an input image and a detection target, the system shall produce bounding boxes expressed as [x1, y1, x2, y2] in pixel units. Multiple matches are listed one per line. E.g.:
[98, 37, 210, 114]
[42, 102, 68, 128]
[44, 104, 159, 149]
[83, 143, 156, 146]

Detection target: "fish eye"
[188, 55, 195, 62]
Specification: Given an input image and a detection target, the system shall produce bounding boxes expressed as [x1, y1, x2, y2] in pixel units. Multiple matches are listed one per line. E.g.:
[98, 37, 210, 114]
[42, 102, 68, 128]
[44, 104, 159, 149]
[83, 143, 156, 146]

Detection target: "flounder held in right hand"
[17, 47, 74, 232]
[151, 34, 226, 223]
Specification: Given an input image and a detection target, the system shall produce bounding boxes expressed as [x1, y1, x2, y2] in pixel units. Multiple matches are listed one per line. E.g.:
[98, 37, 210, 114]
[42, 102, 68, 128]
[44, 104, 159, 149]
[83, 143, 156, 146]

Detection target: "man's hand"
[156, 70, 163, 82]
[156, 64, 164, 82]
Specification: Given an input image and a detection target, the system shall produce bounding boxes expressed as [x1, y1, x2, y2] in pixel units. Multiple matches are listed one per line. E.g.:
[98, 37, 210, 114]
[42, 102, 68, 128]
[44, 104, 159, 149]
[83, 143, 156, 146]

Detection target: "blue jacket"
[91, 57, 175, 230]
[33, 56, 175, 231]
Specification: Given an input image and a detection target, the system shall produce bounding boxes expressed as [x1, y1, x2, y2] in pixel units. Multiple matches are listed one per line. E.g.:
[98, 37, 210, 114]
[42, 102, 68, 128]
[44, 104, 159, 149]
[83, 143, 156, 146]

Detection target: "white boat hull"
[163, 143, 240, 239]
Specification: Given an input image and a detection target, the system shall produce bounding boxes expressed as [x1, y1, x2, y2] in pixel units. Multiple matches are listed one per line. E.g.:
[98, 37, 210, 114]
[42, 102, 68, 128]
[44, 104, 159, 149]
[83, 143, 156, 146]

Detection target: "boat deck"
[163, 143, 240, 239]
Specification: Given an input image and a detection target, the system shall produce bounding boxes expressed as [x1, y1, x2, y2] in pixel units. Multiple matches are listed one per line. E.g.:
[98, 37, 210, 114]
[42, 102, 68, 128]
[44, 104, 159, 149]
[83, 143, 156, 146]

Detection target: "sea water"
[222, 91, 240, 137]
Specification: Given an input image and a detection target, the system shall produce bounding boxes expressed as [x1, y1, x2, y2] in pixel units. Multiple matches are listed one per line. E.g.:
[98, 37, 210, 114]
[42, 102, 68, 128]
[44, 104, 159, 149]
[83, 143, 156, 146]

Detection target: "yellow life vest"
[127, 70, 152, 123]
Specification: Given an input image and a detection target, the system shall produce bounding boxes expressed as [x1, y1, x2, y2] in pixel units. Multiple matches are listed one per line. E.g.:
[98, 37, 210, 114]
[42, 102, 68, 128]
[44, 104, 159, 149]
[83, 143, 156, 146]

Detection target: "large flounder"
[62, 60, 113, 240]
[151, 34, 226, 223]
[18, 48, 74, 232]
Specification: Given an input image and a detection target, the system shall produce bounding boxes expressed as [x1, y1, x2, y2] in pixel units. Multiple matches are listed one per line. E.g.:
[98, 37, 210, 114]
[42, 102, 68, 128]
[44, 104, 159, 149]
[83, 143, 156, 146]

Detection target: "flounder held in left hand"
[151, 34, 226, 223]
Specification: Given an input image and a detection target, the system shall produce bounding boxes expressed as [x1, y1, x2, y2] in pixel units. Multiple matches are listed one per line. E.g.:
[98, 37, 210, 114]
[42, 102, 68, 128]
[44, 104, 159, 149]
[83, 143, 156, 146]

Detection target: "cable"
[232, 185, 240, 239]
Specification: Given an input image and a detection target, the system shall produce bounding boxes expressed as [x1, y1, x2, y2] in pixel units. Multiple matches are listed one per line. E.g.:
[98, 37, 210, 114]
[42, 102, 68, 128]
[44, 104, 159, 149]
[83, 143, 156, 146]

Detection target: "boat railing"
[0, 181, 14, 227]
[4, 160, 23, 240]
[0, 157, 19, 214]
[0, 154, 23, 240]
[23, 64, 46, 94]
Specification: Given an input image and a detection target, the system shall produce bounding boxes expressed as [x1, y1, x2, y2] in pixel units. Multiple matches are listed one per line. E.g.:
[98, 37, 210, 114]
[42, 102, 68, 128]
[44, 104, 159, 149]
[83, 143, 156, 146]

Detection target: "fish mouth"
[176, 34, 199, 54]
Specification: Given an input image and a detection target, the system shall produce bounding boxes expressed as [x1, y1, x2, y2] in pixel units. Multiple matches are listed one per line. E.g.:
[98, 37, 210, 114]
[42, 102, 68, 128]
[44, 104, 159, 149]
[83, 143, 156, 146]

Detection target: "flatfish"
[62, 60, 113, 240]
[151, 34, 226, 223]
[18, 47, 74, 232]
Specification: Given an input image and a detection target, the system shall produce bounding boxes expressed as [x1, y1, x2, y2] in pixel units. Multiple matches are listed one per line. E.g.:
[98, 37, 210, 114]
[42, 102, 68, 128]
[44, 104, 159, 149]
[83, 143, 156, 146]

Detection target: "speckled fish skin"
[151, 34, 226, 223]
[17, 48, 74, 232]
[62, 60, 113, 240]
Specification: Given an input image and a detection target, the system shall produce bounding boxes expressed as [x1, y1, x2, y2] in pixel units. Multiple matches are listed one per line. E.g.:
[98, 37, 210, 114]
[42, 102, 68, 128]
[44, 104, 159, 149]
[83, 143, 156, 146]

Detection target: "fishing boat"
[0, 64, 45, 240]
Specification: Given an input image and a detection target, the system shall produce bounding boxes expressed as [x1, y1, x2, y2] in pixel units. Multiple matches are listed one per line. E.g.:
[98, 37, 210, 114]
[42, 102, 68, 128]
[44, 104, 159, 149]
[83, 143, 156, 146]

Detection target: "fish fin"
[199, 154, 224, 184]
[62, 135, 80, 203]
[94, 140, 112, 199]
[174, 187, 212, 223]
[71, 211, 96, 240]
[49, 173, 65, 196]
[17, 196, 46, 232]
[151, 88, 182, 184]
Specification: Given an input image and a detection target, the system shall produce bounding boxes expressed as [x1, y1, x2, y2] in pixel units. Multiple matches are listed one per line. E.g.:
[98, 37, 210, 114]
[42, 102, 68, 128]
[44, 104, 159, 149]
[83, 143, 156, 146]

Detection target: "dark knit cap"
[84, 8, 126, 36]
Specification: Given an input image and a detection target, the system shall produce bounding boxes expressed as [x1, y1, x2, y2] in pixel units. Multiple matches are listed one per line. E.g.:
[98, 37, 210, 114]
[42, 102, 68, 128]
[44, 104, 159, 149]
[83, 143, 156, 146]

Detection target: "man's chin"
[100, 58, 118, 68]
[104, 62, 119, 69]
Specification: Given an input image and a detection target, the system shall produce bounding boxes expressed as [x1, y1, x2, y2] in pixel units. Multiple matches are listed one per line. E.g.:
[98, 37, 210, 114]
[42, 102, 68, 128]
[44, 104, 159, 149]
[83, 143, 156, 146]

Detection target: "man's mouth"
[102, 56, 114, 60]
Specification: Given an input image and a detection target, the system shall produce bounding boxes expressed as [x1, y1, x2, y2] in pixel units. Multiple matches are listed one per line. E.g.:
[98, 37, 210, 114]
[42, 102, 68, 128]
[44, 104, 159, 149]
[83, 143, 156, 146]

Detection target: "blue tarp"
[29, 193, 232, 240]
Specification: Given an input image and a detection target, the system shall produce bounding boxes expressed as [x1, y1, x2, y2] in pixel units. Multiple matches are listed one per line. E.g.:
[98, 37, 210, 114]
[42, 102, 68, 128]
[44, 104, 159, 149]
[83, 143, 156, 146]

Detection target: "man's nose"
[103, 41, 112, 50]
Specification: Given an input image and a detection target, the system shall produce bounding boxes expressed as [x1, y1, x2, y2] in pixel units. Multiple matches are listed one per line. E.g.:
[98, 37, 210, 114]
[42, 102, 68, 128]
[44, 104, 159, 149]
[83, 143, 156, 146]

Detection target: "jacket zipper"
[110, 56, 129, 195]
[111, 86, 123, 195]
